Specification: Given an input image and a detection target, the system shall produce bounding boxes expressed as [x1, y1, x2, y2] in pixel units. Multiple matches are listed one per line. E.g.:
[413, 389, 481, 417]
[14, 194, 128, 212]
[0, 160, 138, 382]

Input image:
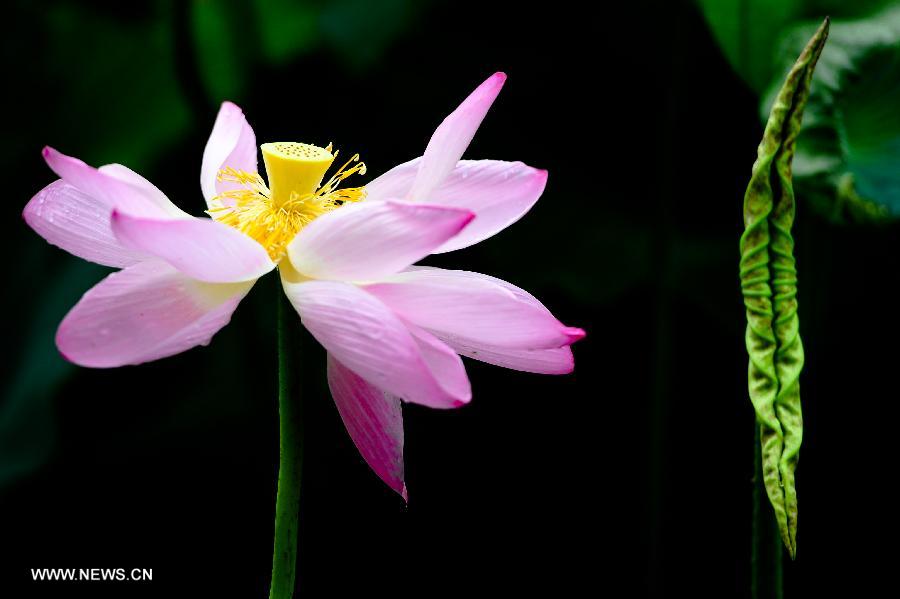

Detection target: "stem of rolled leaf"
[740, 17, 829, 560]
[751, 425, 784, 599]
[269, 286, 303, 599]
[751, 426, 761, 599]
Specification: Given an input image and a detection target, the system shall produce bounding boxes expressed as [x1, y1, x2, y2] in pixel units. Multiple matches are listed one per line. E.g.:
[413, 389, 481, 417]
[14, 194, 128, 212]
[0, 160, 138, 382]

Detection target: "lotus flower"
[23, 72, 584, 498]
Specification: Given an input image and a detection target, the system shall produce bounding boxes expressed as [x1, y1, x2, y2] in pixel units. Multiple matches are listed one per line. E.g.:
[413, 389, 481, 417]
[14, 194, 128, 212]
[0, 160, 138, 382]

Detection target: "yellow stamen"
[207, 142, 366, 261]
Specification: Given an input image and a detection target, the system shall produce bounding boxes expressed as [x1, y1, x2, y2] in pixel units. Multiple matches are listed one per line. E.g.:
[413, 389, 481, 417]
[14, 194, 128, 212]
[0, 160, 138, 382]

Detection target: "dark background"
[1, 0, 898, 597]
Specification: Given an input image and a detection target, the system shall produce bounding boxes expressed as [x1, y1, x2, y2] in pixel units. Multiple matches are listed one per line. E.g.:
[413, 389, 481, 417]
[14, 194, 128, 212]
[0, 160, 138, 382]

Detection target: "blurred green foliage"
[2, 0, 195, 488]
[191, 0, 419, 102]
[696, 0, 889, 92]
[697, 0, 900, 223]
[0, 261, 105, 484]
[4, 1, 190, 169]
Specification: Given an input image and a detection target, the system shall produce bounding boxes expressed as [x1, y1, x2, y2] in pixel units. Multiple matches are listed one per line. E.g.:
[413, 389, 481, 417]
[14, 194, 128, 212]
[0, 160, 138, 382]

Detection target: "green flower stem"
[740, 17, 828, 560]
[269, 288, 303, 599]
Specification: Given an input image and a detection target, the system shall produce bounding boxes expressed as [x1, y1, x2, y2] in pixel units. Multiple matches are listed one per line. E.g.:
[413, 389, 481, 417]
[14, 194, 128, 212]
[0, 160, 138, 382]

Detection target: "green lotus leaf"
[763, 7, 900, 222]
[695, 0, 891, 92]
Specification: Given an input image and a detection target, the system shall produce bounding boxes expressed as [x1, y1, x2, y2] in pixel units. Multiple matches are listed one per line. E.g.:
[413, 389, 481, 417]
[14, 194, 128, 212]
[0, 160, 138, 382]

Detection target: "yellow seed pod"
[261, 142, 335, 208]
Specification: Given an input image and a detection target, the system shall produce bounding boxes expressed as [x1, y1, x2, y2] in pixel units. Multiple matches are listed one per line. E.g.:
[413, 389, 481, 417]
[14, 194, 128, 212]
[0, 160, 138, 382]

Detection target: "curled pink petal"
[281, 277, 471, 408]
[287, 200, 474, 282]
[407, 72, 506, 201]
[437, 336, 576, 375]
[201, 101, 257, 207]
[23, 180, 148, 268]
[367, 158, 547, 252]
[403, 321, 472, 407]
[327, 354, 407, 500]
[42, 147, 184, 218]
[57, 260, 254, 368]
[364, 266, 579, 350]
[110, 210, 275, 283]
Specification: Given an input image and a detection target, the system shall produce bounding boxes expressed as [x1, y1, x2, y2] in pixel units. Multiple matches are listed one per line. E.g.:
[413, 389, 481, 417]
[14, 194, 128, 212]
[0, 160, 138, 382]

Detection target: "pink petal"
[407, 72, 506, 201]
[42, 147, 183, 218]
[367, 158, 548, 252]
[364, 157, 419, 202]
[436, 335, 576, 375]
[364, 267, 583, 350]
[110, 210, 275, 283]
[201, 101, 257, 206]
[286, 200, 474, 282]
[98, 164, 179, 214]
[281, 277, 471, 408]
[23, 180, 148, 268]
[57, 260, 254, 368]
[327, 354, 407, 500]
[403, 321, 472, 402]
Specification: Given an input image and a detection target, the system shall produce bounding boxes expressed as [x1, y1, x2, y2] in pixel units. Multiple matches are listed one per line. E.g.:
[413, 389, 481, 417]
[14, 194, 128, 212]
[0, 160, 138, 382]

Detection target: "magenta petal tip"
[401, 484, 409, 503]
[483, 72, 507, 93]
[564, 327, 586, 344]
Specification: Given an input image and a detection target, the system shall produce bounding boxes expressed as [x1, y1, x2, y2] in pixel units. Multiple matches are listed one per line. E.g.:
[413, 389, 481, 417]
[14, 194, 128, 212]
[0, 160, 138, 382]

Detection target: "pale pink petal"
[364, 157, 419, 202]
[364, 267, 584, 350]
[57, 260, 254, 368]
[201, 101, 257, 207]
[367, 158, 547, 252]
[407, 72, 506, 201]
[436, 335, 576, 375]
[110, 210, 275, 283]
[98, 164, 186, 217]
[281, 277, 471, 408]
[327, 354, 407, 500]
[42, 147, 182, 218]
[287, 200, 474, 282]
[23, 180, 149, 268]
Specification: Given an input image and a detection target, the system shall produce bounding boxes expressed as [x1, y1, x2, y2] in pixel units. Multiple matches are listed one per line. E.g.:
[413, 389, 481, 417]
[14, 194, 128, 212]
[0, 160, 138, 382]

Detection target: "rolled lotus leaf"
[740, 17, 828, 559]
